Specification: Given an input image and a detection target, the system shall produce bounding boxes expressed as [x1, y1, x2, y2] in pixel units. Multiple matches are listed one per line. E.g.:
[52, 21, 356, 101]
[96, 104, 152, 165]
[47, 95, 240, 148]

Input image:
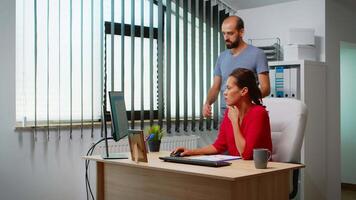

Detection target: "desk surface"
[83, 151, 304, 181]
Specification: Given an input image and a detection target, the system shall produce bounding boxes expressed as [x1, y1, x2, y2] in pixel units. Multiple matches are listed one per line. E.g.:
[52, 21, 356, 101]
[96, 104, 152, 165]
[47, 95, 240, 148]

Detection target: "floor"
[342, 188, 356, 200]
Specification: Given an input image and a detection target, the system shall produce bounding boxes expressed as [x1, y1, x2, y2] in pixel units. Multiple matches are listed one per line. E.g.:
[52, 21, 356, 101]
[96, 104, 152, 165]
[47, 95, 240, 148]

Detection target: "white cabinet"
[268, 60, 327, 200]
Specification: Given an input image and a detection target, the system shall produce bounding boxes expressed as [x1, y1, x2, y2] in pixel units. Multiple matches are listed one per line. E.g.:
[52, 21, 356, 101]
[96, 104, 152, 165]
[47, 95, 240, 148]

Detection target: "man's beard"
[226, 38, 240, 49]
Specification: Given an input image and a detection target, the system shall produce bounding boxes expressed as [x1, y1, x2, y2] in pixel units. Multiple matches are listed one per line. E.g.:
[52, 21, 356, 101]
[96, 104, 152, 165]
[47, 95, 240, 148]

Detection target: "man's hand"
[203, 103, 212, 117]
[203, 76, 221, 117]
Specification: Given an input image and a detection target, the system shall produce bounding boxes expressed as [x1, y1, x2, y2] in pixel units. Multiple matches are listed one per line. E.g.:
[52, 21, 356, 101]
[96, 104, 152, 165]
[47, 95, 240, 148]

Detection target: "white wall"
[325, 0, 356, 199]
[237, 0, 325, 61]
[340, 41, 356, 184]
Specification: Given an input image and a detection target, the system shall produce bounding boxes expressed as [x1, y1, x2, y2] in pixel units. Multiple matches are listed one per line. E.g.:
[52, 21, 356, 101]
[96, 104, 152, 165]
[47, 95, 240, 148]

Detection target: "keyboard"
[159, 156, 231, 167]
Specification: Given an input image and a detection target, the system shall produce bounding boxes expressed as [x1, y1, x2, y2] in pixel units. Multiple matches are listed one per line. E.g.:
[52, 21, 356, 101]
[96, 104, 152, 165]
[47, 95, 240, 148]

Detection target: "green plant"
[145, 125, 164, 141]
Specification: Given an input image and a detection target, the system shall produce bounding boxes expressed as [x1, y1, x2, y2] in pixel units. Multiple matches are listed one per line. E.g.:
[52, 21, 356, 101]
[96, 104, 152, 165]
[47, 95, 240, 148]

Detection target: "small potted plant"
[145, 125, 164, 152]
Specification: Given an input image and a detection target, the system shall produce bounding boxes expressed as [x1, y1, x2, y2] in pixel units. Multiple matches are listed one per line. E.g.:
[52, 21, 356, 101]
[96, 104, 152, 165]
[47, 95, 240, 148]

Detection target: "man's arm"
[258, 72, 270, 98]
[203, 76, 222, 117]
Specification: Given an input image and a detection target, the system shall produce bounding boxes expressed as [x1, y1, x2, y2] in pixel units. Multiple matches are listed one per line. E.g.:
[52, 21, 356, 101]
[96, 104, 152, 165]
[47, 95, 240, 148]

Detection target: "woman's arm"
[241, 108, 271, 159]
[172, 110, 229, 157]
[228, 106, 246, 156]
[172, 145, 218, 156]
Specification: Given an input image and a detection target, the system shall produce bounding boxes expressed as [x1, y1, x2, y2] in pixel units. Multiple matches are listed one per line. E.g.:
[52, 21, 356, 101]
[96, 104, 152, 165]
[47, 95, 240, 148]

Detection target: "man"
[203, 15, 270, 118]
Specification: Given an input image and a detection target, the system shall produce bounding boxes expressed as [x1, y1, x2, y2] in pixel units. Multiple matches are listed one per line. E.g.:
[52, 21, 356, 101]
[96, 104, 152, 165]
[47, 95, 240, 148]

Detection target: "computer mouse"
[170, 149, 184, 157]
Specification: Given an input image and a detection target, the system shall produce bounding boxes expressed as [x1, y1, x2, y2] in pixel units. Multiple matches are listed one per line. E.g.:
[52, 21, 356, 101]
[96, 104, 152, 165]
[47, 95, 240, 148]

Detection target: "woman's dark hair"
[229, 68, 262, 106]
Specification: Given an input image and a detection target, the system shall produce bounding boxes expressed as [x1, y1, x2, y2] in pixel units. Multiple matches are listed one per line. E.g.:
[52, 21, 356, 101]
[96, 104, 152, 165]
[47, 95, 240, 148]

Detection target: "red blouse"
[212, 105, 272, 160]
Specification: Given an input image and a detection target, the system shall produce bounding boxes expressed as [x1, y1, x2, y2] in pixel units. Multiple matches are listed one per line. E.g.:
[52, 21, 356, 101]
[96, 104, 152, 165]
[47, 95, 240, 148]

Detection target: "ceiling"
[222, 0, 297, 10]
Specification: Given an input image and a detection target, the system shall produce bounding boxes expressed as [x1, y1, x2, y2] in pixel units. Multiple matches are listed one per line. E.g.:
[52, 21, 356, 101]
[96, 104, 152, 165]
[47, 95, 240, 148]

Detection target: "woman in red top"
[173, 68, 272, 160]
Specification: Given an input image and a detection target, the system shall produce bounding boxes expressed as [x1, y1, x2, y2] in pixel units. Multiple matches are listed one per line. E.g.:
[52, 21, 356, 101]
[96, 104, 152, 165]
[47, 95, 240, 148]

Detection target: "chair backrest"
[263, 98, 308, 163]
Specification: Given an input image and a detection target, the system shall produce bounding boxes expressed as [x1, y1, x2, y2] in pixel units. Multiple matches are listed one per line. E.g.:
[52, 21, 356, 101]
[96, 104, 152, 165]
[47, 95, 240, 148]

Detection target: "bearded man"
[203, 15, 271, 119]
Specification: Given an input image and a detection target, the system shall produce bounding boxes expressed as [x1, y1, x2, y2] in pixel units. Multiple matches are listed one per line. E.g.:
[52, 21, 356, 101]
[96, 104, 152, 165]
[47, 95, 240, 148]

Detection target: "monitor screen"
[109, 91, 129, 141]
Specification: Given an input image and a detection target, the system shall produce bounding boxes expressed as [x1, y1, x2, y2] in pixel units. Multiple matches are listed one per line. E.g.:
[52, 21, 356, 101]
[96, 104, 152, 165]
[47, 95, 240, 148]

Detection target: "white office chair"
[263, 97, 308, 199]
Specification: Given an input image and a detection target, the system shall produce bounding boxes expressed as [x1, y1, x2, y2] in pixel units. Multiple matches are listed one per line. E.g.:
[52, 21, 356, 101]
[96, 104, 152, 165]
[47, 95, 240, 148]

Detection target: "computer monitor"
[109, 91, 129, 142]
[101, 91, 129, 159]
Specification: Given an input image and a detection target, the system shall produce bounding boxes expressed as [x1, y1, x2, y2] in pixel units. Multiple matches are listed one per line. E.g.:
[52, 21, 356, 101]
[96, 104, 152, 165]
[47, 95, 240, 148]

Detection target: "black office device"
[159, 156, 231, 167]
[102, 91, 129, 159]
[170, 149, 184, 157]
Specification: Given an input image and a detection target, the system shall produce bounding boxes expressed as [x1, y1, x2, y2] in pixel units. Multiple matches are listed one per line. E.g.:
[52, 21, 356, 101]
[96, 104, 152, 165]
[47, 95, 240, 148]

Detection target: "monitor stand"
[102, 152, 128, 159]
[101, 109, 128, 160]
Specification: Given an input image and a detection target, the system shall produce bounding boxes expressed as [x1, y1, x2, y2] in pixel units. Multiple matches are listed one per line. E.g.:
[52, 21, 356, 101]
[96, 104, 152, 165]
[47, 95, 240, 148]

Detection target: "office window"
[16, 0, 232, 133]
[16, 0, 158, 127]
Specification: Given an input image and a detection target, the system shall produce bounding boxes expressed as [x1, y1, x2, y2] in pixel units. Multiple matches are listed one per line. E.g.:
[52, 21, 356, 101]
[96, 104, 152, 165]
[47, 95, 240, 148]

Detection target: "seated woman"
[174, 68, 272, 160]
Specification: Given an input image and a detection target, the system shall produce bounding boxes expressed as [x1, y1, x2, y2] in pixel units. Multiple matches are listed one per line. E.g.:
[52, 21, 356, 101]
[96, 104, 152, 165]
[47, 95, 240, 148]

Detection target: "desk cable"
[85, 137, 113, 200]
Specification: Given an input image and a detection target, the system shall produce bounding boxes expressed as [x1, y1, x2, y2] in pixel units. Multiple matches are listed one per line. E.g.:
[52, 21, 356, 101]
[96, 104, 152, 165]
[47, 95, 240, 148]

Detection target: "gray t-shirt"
[213, 45, 268, 113]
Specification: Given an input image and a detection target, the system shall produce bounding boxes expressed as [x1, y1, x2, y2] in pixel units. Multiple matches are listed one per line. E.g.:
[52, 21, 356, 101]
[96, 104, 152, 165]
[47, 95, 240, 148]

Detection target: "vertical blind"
[16, 0, 233, 136]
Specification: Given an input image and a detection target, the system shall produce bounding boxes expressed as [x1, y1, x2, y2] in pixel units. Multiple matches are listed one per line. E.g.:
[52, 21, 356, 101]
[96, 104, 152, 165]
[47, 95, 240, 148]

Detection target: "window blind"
[16, 0, 234, 138]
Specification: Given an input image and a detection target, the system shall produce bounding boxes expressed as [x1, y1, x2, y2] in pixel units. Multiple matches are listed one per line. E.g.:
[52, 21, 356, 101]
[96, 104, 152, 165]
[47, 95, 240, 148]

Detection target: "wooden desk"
[84, 152, 304, 200]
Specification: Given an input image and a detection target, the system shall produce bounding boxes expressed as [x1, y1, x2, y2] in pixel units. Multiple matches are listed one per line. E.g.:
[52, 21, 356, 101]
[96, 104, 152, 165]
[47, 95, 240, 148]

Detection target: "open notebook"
[190, 155, 241, 162]
[159, 155, 240, 167]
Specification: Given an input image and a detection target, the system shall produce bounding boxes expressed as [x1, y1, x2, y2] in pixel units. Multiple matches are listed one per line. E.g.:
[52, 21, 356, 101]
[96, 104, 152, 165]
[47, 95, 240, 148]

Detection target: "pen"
[145, 134, 155, 141]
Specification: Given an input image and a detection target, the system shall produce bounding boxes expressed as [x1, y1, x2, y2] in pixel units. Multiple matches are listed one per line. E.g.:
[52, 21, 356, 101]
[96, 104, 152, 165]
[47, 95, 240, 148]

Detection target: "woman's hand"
[228, 106, 239, 125]
[171, 147, 193, 156]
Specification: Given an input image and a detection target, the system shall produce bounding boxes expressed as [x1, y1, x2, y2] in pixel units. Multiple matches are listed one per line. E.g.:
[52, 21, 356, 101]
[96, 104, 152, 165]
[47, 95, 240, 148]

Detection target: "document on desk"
[190, 155, 241, 162]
